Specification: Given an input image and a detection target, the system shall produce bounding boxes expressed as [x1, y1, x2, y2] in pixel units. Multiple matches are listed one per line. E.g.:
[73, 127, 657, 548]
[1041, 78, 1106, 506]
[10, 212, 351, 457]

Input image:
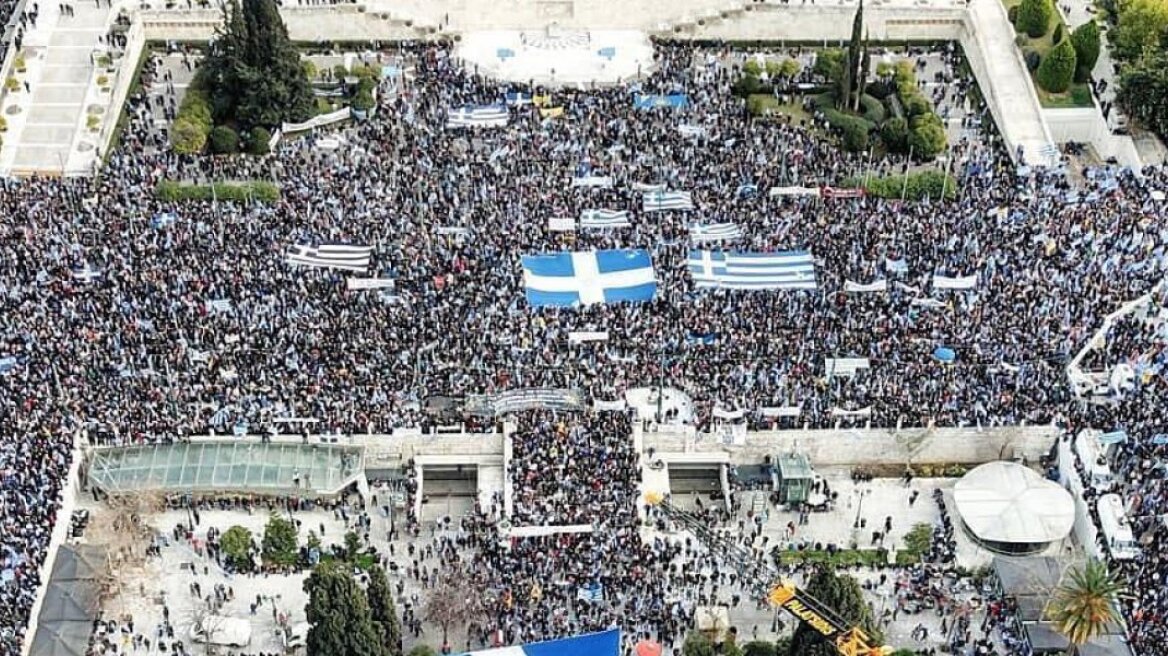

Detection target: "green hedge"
[155, 180, 281, 203]
[849, 170, 958, 201]
[774, 548, 888, 568]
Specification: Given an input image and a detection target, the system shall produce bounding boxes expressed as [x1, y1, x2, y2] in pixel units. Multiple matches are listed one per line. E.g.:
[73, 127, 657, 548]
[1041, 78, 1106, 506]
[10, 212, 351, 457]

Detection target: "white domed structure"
[953, 461, 1075, 555]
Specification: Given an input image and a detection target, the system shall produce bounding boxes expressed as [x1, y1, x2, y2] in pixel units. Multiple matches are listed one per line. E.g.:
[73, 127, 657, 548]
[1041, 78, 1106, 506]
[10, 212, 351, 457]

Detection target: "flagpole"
[900, 145, 913, 202]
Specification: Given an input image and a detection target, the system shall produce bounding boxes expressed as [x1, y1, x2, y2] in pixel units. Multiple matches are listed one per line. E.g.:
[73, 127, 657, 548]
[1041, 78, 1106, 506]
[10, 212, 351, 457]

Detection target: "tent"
[954, 462, 1074, 551]
[28, 621, 94, 656]
[992, 556, 1063, 597]
[50, 544, 106, 581]
[38, 580, 98, 622]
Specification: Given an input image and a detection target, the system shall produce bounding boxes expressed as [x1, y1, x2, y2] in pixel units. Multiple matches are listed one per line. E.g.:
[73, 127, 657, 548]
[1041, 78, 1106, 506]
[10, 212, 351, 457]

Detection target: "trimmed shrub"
[1070, 84, 1094, 105]
[841, 120, 870, 152]
[732, 74, 763, 97]
[908, 120, 948, 160]
[880, 117, 910, 153]
[903, 92, 931, 117]
[1024, 49, 1042, 71]
[171, 117, 207, 154]
[0, 116, 6, 132]
[859, 94, 886, 123]
[209, 125, 239, 154]
[248, 127, 272, 155]
[743, 60, 763, 77]
[1008, 3, 1019, 23]
[1053, 22, 1064, 43]
[856, 170, 959, 201]
[1037, 38, 1078, 93]
[1071, 21, 1101, 81]
[1017, 0, 1054, 37]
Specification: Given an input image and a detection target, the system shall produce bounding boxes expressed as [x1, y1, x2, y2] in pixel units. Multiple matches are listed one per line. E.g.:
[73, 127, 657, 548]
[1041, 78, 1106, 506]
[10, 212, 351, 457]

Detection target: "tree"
[1117, 49, 1168, 137]
[424, 565, 485, 652]
[1037, 38, 1078, 93]
[248, 127, 272, 155]
[1047, 560, 1126, 649]
[367, 565, 403, 656]
[773, 637, 791, 656]
[837, 1, 866, 111]
[1017, 0, 1054, 37]
[171, 117, 208, 154]
[1112, 0, 1168, 61]
[880, 117, 910, 153]
[220, 525, 254, 571]
[1070, 21, 1101, 81]
[304, 562, 387, 656]
[86, 491, 164, 607]
[789, 567, 882, 656]
[209, 125, 239, 154]
[261, 514, 299, 568]
[742, 641, 777, 656]
[682, 631, 715, 656]
[406, 647, 437, 656]
[908, 113, 947, 159]
[779, 58, 802, 80]
[197, 0, 313, 132]
[814, 49, 846, 84]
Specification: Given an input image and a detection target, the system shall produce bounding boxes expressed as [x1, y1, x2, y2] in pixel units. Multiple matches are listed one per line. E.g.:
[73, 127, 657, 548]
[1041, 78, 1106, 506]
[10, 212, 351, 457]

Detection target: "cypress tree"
[788, 567, 882, 656]
[198, 0, 313, 131]
[305, 562, 387, 656]
[367, 565, 403, 656]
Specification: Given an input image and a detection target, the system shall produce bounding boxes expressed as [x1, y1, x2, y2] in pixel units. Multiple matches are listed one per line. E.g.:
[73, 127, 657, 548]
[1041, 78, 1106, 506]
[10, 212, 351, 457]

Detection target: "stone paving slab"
[29, 84, 88, 104]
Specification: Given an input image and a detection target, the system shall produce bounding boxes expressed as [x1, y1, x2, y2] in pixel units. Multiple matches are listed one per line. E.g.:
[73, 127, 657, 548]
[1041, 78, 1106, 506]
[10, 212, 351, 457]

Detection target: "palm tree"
[1047, 560, 1126, 651]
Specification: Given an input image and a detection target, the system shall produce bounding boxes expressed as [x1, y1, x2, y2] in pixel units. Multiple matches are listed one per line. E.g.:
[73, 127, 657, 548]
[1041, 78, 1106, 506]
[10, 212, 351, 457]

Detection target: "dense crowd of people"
[1, 34, 1167, 656]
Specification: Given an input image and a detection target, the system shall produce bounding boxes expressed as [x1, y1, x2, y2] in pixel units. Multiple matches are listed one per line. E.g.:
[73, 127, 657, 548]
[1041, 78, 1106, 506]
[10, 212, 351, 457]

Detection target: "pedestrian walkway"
[0, 0, 110, 174]
[964, 0, 1056, 164]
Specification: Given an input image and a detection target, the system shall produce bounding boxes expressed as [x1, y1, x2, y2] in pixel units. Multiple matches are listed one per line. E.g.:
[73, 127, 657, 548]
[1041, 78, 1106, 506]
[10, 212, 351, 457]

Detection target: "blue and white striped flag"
[285, 244, 373, 272]
[522, 249, 657, 308]
[643, 191, 694, 212]
[689, 222, 743, 243]
[71, 264, 102, 283]
[206, 299, 233, 314]
[736, 183, 759, 199]
[504, 91, 533, 106]
[576, 582, 604, 602]
[0, 356, 18, 375]
[580, 209, 631, 229]
[688, 250, 818, 290]
[151, 212, 177, 229]
[446, 105, 509, 128]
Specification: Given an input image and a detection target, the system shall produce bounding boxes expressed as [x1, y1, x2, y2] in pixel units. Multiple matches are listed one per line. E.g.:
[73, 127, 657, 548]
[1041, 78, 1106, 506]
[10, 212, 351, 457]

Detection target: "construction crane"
[645, 493, 892, 656]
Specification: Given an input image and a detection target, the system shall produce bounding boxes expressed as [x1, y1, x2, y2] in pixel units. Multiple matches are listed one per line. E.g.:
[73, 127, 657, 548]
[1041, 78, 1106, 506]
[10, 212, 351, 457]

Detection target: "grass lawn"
[1000, 0, 1094, 108]
[747, 94, 813, 124]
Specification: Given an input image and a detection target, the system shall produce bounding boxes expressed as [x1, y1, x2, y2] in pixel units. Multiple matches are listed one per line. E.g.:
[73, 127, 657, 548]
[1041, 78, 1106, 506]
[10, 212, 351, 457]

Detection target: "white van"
[190, 616, 252, 648]
[1075, 431, 1115, 492]
[1097, 494, 1140, 561]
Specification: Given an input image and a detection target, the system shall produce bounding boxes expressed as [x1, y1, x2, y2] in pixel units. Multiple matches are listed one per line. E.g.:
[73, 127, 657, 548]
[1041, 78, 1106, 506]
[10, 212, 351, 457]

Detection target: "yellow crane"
[645, 493, 892, 656]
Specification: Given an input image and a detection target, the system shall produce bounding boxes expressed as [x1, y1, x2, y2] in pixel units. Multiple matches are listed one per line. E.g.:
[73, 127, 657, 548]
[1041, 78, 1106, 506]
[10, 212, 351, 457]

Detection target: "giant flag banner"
[456, 629, 620, 656]
[933, 273, 978, 290]
[446, 105, 510, 128]
[633, 93, 690, 110]
[522, 250, 657, 307]
[285, 244, 373, 272]
[643, 191, 694, 212]
[688, 250, 819, 290]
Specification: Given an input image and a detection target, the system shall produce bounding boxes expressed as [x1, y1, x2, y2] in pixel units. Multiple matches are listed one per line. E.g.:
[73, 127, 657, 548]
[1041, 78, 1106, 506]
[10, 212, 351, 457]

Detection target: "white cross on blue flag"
[521, 250, 657, 308]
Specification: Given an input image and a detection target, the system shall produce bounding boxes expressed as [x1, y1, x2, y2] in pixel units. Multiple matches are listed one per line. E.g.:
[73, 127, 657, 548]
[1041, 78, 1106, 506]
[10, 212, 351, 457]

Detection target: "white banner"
[712, 406, 746, 420]
[548, 217, 577, 232]
[761, 406, 802, 418]
[831, 406, 873, 417]
[844, 279, 888, 293]
[568, 331, 609, 343]
[593, 399, 628, 411]
[718, 423, 747, 446]
[911, 297, 948, 308]
[347, 277, 395, 290]
[933, 274, 978, 290]
[506, 524, 593, 537]
[283, 107, 351, 134]
[825, 358, 870, 377]
[571, 176, 614, 188]
[769, 185, 820, 197]
[435, 226, 470, 236]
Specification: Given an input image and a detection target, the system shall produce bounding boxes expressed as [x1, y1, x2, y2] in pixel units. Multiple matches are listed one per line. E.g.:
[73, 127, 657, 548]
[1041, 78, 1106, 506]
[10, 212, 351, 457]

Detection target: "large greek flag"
[522, 249, 657, 307]
[446, 105, 510, 128]
[456, 630, 619, 656]
[285, 244, 373, 272]
[643, 191, 694, 212]
[688, 250, 819, 290]
[689, 222, 743, 243]
[580, 209, 631, 229]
